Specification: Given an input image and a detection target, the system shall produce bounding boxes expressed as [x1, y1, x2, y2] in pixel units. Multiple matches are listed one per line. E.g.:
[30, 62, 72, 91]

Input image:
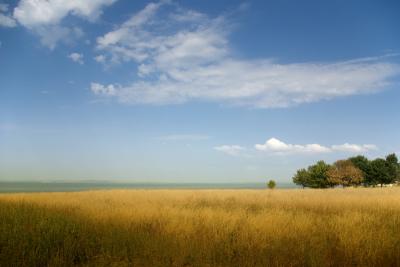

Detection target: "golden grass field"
[1, 188, 400, 267]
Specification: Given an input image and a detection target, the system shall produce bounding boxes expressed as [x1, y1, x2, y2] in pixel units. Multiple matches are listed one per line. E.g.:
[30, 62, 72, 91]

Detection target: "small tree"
[267, 180, 276, 189]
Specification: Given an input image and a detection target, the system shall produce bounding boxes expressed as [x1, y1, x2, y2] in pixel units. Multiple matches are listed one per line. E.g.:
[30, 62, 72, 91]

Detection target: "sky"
[1, 0, 400, 183]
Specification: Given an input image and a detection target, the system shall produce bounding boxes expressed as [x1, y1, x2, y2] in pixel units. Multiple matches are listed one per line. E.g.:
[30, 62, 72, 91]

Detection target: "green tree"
[308, 161, 331, 188]
[386, 153, 400, 183]
[267, 180, 276, 189]
[370, 158, 391, 186]
[327, 160, 364, 187]
[292, 168, 310, 188]
[292, 161, 331, 188]
[349, 155, 373, 185]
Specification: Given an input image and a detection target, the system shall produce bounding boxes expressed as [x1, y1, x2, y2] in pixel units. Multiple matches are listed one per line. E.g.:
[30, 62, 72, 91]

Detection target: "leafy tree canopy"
[327, 160, 364, 187]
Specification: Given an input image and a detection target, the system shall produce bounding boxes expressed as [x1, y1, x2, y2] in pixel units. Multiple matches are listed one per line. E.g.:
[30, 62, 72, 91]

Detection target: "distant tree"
[370, 158, 391, 187]
[386, 153, 400, 183]
[267, 180, 276, 189]
[327, 160, 364, 187]
[293, 153, 400, 189]
[292, 161, 331, 188]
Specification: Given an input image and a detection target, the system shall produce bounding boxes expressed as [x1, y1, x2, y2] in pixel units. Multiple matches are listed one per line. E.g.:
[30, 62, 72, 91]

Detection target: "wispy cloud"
[331, 143, 378, 153]
[0, 4, 16, 28]
[214, 145, 245, 156]
[91, 1, 400, 108]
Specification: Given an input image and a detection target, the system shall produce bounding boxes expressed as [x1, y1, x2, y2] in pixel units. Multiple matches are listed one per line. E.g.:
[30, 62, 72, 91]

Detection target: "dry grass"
[1, 188, 400, 266]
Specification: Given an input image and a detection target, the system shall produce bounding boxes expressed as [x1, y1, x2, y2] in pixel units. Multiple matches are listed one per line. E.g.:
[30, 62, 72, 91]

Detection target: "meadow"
[1, 188, 400, 267]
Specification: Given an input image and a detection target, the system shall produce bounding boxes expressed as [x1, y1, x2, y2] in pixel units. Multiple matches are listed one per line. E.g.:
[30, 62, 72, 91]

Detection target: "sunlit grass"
[1, 188, 400, 266]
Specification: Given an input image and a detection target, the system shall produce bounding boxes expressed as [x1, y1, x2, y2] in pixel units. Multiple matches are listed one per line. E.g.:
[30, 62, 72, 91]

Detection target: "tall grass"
[1, 188, 400, 266]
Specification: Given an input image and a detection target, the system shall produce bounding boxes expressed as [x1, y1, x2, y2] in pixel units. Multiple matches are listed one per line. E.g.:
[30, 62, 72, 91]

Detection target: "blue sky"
[1, 0, 400, 183]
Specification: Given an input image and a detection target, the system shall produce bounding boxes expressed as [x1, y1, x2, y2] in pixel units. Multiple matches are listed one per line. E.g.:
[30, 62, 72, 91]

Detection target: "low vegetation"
[267, 179, 276, 189]
[293, 153, 400, 188]
[1, 188, 400, 266]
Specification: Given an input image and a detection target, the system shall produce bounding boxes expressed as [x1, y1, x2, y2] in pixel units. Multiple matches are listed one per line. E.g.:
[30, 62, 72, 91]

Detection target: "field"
[1, 188, 400, 267]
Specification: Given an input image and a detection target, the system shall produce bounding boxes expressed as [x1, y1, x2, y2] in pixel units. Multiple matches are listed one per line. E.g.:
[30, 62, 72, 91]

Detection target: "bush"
[267, 180, 276, 189]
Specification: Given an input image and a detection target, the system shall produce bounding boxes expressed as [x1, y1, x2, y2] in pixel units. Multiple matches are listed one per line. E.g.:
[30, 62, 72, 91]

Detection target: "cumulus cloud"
[214, 145, 245, 156]
[12, 0, 116, 48]
[255, 138, 331, 153]
[91, 1, 400, 108]
[254, 137, 378, 154]
[0, 4, 16, 28]
[68, 52, 84, 64]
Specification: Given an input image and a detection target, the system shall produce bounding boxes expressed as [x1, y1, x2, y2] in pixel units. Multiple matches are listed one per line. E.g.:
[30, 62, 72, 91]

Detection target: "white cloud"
[255, 138, 331, 154]
[0, 4, 16, 27]
[90, 82, 117, 96]
[94, 54, 106, 63]
[13, 0, 116, 26]
[91, 2, 400, 108]
[214, 145, 245, 156]
[35, 26, 84, 49]
[331, 143, 378, 153]
[68, 52, 84, 64]
[254, 137, 378, 154]
[12, 0, 116, 48]
[158, 134, 210, 141]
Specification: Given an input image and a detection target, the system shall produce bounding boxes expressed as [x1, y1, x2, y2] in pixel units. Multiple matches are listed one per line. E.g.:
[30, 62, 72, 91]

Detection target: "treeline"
[292, 153, 400, 188]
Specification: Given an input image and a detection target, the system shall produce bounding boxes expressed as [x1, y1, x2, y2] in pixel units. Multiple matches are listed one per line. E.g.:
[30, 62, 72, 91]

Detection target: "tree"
[327, 160, 364, 187]
[369, 158, 391, 186]
[349, 155, 373, 186]
[307, 161, 331, 188]
[267, 180, 276, 189]
[292, 161, 331, 188]
[292, 168, 310, 188]
[386, 153, 400, 183]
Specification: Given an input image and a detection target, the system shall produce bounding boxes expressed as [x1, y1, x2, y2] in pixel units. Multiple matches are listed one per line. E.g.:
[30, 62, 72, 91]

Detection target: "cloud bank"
[254, 137, 378, 154]
[216, 137, 378, 156]
[91, 1, 400, 108]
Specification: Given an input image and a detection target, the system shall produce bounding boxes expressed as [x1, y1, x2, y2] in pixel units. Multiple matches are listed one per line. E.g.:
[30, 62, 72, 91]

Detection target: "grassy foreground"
[1, 188, 400, 266]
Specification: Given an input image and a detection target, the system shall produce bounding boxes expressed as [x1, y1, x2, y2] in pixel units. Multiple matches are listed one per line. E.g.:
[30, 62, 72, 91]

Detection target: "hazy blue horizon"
[0, 181, 299, 193]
